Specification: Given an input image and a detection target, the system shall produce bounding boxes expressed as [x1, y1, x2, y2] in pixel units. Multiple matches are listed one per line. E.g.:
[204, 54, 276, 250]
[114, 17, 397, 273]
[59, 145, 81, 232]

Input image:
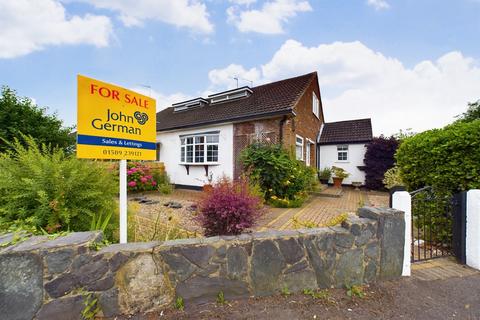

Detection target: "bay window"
[181, 133, 219, 164]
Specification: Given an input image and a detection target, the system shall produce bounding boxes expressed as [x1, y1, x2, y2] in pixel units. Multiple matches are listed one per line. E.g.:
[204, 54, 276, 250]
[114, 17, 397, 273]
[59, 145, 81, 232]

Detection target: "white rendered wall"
[156, 123, 234, 187]
[319, 143, 367, 184]
[466, 190, 480, 270]
[391, 191, 412, 276]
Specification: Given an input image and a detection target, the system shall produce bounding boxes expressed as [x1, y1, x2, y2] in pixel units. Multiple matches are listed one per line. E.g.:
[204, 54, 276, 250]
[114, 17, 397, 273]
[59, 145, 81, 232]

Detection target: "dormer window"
[173, 98, 209, 112]
[209, 87, 253, 104]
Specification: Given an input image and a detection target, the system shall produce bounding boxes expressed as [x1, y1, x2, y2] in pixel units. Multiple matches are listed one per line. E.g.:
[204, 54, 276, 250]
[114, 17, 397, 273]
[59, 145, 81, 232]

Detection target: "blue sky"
[1, 0, 479, 135]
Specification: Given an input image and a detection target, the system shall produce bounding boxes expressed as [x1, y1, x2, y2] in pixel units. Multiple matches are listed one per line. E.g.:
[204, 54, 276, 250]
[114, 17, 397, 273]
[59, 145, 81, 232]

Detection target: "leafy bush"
[364, 136, 399, 190]
[0, 137, 117, 238]
[318, 167, 332, 180]
[455, 100, 480, 123]
[0, 86, 74, 153]
[332, 166, 350, 179]
[396, 120, 480, 193]
[196, 178, 264, 236]
[240, 143, 317, 205]
[382, 166, 404, 189]
[127, 162, 158, 191]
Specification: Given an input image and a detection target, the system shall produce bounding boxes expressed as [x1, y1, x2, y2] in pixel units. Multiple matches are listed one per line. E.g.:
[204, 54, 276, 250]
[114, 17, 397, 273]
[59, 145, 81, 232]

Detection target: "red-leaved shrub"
[197, 178, 264, 237]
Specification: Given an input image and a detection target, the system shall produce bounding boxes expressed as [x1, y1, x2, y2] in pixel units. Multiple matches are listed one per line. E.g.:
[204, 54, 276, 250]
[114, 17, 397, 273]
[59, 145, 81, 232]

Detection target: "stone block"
[226, 245, 248, 280]
[176, 276, 250, 304]
[334, 249, 364, 287]
[98, 288, 120, 318]
[45, 248, 74, 274]
[278, 237, 305, 264]
[77, 257, 109, 286]
[250, 239, 286, 295]
[117, 254, 172, 314]
[36, 295, 84, 320]
[174, 245, 214, 268]
[159, 252, 197, 282]
[0, 253, 43, 320]
[45, 273, 78, 298]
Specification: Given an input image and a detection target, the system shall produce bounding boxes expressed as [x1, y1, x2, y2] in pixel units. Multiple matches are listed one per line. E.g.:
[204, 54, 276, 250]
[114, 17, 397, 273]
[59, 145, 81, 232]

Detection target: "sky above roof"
[0, 0, 479, 135]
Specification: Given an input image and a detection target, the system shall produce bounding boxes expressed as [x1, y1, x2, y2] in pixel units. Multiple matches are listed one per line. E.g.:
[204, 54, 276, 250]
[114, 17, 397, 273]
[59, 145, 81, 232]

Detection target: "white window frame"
[337, 145, 349, 162]
[296, 135, 304, 161]
[312, 92, 320, 119]
[180, 133, 219, 164]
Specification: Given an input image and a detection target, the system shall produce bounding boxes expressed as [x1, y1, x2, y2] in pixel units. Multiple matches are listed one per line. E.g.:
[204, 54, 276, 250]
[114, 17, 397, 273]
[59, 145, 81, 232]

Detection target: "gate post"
[391, 190, 411, 276]
[466, 190, 480, 270]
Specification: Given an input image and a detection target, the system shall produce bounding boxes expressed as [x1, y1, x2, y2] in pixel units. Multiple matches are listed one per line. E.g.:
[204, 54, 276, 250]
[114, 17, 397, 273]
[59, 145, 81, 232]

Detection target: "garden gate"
[410, 187, 466, 263]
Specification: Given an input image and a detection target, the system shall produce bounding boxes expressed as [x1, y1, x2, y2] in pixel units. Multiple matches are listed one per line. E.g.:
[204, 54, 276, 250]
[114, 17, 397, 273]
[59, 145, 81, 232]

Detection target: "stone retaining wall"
[0, 207, 404, 319]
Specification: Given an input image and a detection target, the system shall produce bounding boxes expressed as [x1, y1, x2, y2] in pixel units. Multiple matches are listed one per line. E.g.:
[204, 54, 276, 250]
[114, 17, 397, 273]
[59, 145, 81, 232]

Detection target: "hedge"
[396, 120, 480, 193]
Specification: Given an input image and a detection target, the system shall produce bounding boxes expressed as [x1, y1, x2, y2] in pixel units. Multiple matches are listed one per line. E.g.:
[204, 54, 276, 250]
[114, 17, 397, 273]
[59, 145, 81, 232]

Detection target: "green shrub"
[396, 120, 480, 193]
[157, 173, 174, 194]
[382, 166, 404, 189]
[0, 137, 117, 238]
[240, 143, 317, 205]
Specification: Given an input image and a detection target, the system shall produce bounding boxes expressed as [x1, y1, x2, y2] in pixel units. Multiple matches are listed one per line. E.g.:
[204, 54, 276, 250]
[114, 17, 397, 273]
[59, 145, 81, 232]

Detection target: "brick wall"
[233, 74, 324, 176]
[279, 76, 323, 168]
[233, 118, 281, 179]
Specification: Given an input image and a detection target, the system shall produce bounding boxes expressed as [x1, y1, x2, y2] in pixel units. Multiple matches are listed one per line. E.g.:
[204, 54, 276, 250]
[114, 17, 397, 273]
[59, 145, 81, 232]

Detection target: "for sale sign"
[77, 75, 156, 160]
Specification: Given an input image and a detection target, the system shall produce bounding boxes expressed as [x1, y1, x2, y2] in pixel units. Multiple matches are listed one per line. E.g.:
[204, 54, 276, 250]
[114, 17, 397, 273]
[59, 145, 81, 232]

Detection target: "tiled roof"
[319, 118, 373, 144]
[156, 72, 317, 131]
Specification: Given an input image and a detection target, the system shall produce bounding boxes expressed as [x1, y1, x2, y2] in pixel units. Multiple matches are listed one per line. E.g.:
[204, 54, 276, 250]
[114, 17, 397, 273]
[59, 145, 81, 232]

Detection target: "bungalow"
[155, 72, 372, 188]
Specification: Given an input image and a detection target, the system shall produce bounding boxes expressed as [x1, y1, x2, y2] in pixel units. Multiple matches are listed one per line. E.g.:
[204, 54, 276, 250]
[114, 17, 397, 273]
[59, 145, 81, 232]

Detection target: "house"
[318, 118, 373, 185]
[155, 72, 372, 188]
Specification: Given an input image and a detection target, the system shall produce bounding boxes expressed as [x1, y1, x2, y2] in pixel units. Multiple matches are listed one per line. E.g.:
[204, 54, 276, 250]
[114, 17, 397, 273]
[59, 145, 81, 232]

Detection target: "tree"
[0, 86, 74, 153]
[456, 100, 480, 123]
[363, 136, 399, 190]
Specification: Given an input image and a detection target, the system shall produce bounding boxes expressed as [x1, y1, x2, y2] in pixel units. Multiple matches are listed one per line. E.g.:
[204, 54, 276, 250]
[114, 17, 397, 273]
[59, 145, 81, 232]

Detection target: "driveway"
[256, 188, 389, 231]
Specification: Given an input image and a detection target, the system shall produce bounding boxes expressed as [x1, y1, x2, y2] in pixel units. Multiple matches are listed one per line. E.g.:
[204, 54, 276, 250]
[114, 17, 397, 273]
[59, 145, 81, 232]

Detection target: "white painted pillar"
[466, 190, 480, 270]
[392, 191, 412, 276]
[119, 159, 128, 244]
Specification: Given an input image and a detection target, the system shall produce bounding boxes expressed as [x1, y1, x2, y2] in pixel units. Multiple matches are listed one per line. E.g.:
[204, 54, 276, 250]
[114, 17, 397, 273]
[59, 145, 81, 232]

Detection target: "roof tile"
[156, 72, 316, 131]
[319, 119, 373, 144]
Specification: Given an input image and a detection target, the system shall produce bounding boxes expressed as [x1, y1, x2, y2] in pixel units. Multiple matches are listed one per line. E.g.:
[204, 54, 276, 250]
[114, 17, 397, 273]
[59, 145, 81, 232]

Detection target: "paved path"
[256, 188, 387, 231]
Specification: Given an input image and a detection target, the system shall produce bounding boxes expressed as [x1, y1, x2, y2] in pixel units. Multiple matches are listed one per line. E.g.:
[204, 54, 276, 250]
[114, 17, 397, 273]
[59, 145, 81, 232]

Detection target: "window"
[337, 145, 348, 161]
[312, 92, 320, 119]
[180, 133, 219, 164]
[296, 135, 304, 160]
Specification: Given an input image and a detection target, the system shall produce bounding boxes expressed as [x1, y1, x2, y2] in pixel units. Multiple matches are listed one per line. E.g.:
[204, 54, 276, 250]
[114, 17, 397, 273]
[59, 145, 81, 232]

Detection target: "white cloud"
[0, 0, 113, 59]
[208, 64, 263, 91]
[131, 86, 191, 112]
[366, 0, 390, 10]
[227, 0, 312, 34]
[208, 39, 480, 135]
[78, 0, 214, 34]
[229, 0, 257, 5]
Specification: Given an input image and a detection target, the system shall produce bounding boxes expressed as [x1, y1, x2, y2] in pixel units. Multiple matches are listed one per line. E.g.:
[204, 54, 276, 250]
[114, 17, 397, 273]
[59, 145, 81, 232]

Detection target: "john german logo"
[134, 111, 148, 125]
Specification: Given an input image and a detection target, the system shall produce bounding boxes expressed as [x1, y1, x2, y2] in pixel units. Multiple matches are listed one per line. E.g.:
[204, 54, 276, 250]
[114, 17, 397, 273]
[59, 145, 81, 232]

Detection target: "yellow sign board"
[77, 75, 157, 160]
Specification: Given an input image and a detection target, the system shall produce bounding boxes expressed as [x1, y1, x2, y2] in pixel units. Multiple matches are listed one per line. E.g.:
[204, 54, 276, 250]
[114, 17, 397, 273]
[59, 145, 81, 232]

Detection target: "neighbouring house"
[155, 72, 372, 188]
[318, 119, 373, 185]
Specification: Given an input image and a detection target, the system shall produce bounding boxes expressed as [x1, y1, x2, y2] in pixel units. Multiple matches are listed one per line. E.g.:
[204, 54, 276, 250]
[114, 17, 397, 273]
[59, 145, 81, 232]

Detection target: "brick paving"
[412, 257, 478, 281]
[131, 188, 390, 234]
[256, 188, 387, 231]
